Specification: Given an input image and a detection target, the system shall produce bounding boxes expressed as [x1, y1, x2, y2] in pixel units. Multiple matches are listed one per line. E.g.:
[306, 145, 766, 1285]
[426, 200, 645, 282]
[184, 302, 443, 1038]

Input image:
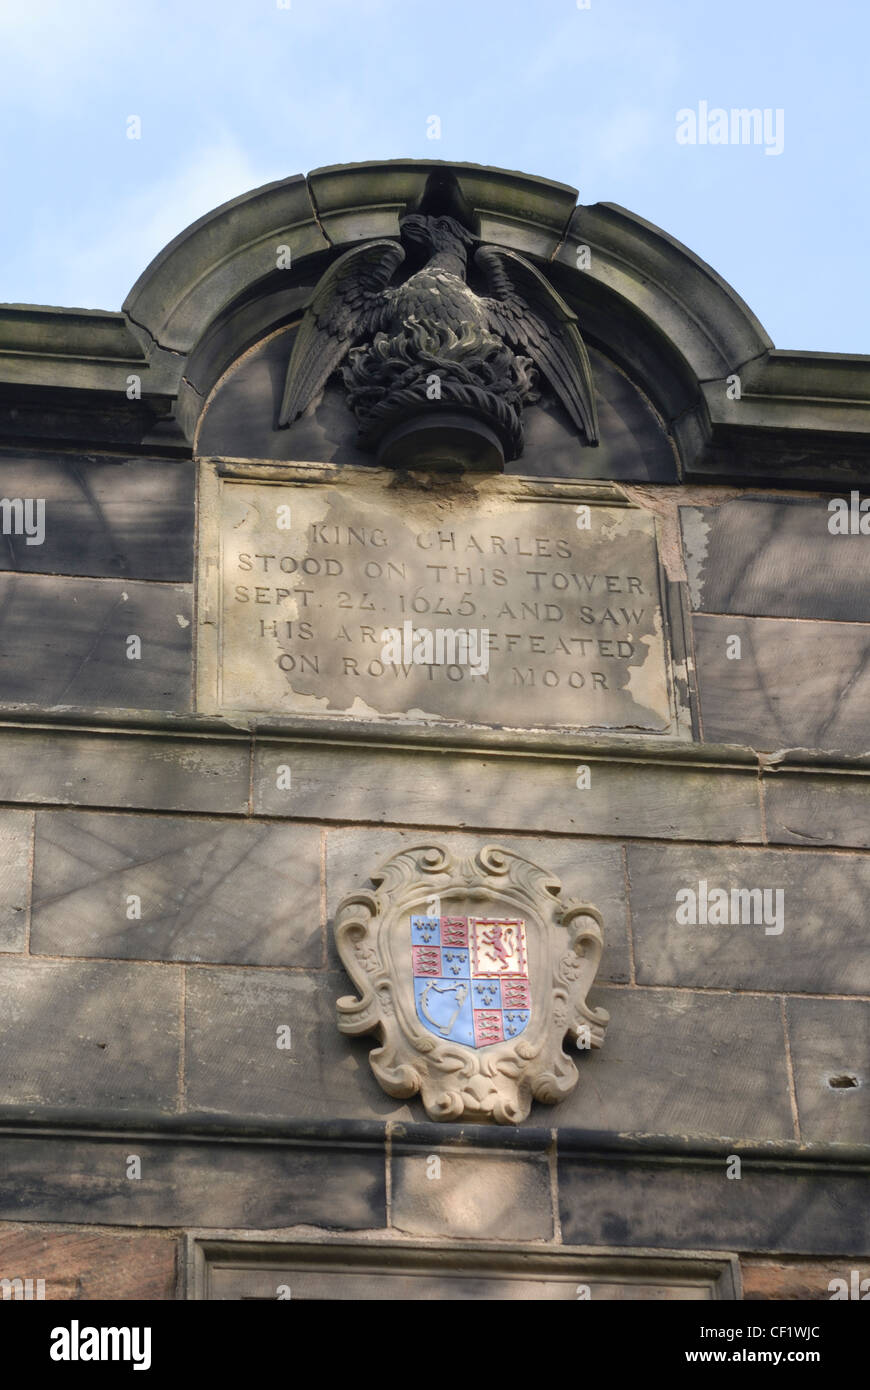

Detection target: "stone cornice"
[0, 706, 868, 774]
[0, 1107, 866, 1170]
[558, 200, 773, 382]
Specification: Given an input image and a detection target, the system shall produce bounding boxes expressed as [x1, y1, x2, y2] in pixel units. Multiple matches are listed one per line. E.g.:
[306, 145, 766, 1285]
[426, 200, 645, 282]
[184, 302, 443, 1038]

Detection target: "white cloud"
[33, 136, 283, 310]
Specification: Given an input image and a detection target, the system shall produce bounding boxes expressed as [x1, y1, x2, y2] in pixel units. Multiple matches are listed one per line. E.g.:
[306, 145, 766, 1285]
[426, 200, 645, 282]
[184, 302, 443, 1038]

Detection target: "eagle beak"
[401, 216, 429, 244]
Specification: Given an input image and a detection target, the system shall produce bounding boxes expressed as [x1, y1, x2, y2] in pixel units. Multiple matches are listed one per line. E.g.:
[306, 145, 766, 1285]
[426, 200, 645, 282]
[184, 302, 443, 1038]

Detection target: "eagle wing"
[278, 239, 405, 428]
[475, 245, 598, 445]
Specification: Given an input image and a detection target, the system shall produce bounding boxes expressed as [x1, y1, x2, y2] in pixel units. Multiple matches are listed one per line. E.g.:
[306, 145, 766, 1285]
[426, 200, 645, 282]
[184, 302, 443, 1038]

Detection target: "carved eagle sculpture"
[278, 213, 598, 458]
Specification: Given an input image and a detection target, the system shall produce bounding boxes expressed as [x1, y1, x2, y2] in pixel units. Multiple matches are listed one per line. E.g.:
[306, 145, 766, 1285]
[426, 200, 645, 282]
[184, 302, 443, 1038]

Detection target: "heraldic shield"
[334, 843, 609, 1123]
[412, 914, 531, 1048]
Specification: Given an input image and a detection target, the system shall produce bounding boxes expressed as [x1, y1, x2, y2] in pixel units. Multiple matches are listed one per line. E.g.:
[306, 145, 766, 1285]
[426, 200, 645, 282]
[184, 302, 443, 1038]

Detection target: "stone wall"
[0, 159, 867, 1300]
[0, 446, 867, 1299]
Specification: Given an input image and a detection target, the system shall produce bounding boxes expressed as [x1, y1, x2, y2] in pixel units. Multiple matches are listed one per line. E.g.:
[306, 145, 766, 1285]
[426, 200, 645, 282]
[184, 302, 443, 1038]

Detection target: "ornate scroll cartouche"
[333, 843, 609, 1123]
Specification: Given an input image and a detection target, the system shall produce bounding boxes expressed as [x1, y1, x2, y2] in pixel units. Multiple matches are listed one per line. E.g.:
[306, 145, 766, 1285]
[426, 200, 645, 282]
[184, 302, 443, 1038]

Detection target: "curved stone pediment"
[120, 159, 774, 474]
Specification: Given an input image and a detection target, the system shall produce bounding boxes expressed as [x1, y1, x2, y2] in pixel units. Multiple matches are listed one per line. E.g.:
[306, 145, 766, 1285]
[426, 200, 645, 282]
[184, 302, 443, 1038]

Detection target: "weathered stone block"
[681, 499, 870, 621]
[765, 771, 870, 850]
[541, 986, 794, 1141]
[787, 998, 870, 1145]
[0, 810, 32, 952]
[0, 1134, 385, 1231]
[0, 728, 250, 815]
[558, 1153, 870, 1254]
[0, 574, 192, 711]
[254, 742, 762, 843]
[0, 958, 181, 1112]
[184, 968, 412, 1121]
[31, 811, 322, 967]
[390, 1147, 552, 1240]
[694, 614, 870, 752]
[627, 843, 870, 994]
[0, 450, 194, 582]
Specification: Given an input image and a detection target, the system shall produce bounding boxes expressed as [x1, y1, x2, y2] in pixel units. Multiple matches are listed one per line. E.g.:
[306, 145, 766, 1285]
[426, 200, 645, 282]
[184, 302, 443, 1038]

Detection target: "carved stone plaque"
[333, 842, 609, 1123]
[198, 462, 680, 734]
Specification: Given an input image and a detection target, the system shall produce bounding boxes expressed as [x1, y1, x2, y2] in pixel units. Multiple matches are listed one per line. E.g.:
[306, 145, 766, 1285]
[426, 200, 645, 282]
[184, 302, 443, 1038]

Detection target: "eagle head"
[400, 213, 477, 255]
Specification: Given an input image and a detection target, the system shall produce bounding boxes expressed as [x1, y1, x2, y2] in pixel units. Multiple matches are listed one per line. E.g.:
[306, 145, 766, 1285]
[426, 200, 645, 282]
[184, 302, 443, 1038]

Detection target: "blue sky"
[0, 0, 867, 353]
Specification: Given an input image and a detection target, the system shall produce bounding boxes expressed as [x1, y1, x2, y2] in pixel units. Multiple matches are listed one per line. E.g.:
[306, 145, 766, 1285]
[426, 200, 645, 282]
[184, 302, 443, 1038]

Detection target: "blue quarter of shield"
[441, 948, 470, 978]
[504, 1009, 531, 1038]
[414, 976, 474, 1046]
[472, 980, 502, 1009]
[411, 915, 440, 945]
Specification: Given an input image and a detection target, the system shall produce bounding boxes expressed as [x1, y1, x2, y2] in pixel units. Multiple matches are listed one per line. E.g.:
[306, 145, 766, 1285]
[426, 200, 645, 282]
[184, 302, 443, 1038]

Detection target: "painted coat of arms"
[334, 843, 609, 1123]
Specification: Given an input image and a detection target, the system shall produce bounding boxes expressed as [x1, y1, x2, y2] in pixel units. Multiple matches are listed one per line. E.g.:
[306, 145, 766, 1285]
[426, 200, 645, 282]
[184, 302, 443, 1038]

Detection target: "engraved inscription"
[209, 474, 674, 732]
